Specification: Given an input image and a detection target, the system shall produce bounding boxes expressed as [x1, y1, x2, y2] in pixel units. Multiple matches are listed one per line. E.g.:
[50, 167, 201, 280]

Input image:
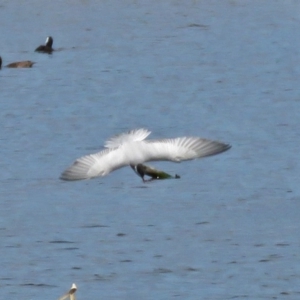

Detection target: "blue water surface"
[1, 1, 300, 299]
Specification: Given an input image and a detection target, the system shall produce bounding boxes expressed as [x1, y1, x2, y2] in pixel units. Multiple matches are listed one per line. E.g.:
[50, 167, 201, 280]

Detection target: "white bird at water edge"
[58, 283, 77, 300]
[60, 128, 231, 182]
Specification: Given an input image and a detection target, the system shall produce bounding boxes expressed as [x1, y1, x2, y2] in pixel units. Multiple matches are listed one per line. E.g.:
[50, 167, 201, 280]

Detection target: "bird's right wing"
[104, 128, 151, 148]
[60, 147, 131, 181]
[144, 137, 231, 162]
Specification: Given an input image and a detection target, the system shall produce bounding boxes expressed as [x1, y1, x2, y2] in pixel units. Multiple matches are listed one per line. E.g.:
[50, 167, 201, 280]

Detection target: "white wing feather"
[60, 147, 128, 180]
[141, 137, 231, 162]
[104, 128, 151, 148]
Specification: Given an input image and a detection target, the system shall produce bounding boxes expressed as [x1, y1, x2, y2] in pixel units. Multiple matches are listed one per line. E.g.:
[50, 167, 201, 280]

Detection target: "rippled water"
[1, 1, 300, 299]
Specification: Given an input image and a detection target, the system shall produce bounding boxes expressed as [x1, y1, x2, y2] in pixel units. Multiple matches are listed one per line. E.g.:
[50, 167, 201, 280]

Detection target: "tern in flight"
[60, 128, 231, 182]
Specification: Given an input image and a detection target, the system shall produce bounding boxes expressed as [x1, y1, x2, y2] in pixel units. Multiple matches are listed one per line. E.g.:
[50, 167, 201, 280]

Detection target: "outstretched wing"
[104, 128, 151, 148]
[60, 147, 131, 181]
[144, 137, 231, 162]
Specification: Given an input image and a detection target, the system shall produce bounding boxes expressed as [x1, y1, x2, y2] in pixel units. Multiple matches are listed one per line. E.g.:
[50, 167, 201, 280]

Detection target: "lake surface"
[1, 1, 300, 299]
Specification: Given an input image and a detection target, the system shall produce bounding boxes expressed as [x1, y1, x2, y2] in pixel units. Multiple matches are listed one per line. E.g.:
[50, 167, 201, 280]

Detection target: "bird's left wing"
[144, 137, 231, 162]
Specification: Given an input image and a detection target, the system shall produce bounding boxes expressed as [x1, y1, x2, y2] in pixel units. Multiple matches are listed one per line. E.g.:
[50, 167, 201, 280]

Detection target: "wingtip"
[218, 142, 232, 155]
[225, 143, 232, 151]
[59, 172, 87, 181]
[60, 171, 72, 181]
[59, 168, 85, 181]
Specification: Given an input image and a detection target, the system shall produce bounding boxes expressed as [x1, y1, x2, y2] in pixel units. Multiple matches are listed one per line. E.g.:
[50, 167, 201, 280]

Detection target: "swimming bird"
[0, 56, 35, 68]
[60, 128, 231, 182]
[58, 283, 77, 300]
[35, 36, 53, 53]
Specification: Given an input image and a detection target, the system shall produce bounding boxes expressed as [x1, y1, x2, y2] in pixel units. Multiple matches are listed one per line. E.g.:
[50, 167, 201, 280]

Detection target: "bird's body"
[0, 56, 35, 68]
[60, 128, 231, 181]
[131, 163, 180, 181]
[35, 36, 54, 53]
[6, 60, 35, 68]
[58, 283, 77, 300]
